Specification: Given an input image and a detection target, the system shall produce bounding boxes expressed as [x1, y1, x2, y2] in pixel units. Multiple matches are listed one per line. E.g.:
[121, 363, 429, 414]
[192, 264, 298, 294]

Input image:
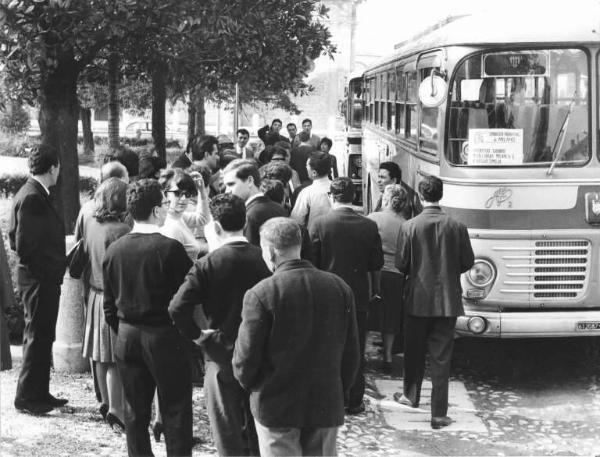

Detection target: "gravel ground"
[0, 339, 419, 457]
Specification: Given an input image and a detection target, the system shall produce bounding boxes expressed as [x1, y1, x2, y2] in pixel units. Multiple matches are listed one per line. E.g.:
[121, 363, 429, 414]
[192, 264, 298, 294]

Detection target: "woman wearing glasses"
[159, 168, 210, 261]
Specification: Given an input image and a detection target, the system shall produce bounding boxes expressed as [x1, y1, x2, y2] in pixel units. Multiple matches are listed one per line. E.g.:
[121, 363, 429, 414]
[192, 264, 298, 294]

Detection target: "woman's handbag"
[66, 239, 88, 279]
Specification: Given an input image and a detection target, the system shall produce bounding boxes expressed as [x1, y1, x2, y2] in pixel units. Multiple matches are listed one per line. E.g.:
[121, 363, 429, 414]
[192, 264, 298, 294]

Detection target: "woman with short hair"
[368, 184, 408, 373]
[159, 167, 209, 261]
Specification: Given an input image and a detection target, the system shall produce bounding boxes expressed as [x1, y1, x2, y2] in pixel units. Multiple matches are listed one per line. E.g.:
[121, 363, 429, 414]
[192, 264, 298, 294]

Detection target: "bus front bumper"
[456, 310, 600, 338]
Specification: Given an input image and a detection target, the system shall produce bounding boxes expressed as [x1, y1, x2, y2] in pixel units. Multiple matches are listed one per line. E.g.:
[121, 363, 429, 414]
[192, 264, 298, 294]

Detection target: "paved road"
[365, 336, 600, 456]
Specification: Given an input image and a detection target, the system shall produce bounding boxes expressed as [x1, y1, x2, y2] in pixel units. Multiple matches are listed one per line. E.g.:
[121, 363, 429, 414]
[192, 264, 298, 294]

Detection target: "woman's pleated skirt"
[82, 288, 117, 363]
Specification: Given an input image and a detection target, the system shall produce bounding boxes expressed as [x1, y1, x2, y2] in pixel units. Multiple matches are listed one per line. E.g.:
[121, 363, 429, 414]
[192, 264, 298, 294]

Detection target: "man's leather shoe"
[431, 416, 453, 429]
[393, 392, 417, 408]
[345, 401, 366, 415]
[14, 399, 54, 415]
[45, 394, 68, 407]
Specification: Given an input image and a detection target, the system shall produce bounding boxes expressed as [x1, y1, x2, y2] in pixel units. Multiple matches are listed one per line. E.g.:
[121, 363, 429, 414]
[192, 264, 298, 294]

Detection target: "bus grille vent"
[497, 239, 590, 301]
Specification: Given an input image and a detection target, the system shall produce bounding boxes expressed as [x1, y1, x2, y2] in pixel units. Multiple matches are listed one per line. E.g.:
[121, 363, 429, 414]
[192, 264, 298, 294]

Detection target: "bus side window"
[407, 71, 418, 141]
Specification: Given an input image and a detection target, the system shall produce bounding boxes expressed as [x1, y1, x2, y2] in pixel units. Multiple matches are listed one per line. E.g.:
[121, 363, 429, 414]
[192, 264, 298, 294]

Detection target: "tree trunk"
[187, 93, 196, 141]
[107, 51, 120, 150]
[194, 90, 205, 135]
[0, 226, 13, 370]
[80, 108, 94, 155]
[151, 62, 167, 161]
[38, 55, 81, 234]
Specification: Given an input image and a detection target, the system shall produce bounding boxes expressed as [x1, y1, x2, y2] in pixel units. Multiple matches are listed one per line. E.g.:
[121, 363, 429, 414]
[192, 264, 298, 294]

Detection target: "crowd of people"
[7, 116, 474, 457]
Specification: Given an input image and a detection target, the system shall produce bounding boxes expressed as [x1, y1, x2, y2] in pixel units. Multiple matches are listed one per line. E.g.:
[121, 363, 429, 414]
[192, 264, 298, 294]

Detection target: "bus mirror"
[419, 75, 448, 107]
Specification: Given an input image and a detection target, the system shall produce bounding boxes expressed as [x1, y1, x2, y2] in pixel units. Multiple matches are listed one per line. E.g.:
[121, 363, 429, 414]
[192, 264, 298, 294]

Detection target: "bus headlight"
[467, 259, 495, 287]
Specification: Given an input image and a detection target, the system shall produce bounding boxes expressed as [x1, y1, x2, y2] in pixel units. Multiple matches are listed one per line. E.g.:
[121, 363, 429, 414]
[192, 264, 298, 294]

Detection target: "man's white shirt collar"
[221, 236, 248, 245]
[31, 176, 50, 196]
[245, 192, 264, 206]
[131, 222, 161, 234]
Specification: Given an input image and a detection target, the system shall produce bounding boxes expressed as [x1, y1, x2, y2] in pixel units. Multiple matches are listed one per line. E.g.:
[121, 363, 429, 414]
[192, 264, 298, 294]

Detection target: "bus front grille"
[494, 240, 590, 301]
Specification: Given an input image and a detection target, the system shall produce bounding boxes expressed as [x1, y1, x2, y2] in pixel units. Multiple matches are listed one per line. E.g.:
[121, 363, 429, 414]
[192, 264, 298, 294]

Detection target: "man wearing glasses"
[103, 179, 193, 456]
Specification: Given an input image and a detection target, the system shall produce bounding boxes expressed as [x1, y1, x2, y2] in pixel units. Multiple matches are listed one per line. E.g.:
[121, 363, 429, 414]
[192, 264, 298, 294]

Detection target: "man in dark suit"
[233, 218, 359, 456]
[222, 159, 287, 246]
[393, 175, 474, 429]
[169, 193, 271, 456]
[9, 144, 67, 415]
[173, 134, 219, 170]
[309, 177, 384, 415]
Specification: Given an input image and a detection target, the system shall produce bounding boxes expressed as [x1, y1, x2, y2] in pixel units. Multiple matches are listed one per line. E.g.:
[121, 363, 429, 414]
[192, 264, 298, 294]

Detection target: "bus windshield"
[447, 48, 589, 167]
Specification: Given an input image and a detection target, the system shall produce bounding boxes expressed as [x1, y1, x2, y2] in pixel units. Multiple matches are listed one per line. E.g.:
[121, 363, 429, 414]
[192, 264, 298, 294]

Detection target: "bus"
[344, 9, 600, 338]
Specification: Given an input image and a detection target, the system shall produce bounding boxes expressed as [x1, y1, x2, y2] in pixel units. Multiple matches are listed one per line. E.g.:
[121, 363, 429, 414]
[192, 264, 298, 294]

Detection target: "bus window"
[387, 71, 395, 130]
[369, 78, 375, 123]
[374, 76, 380, 125]
[396, 68, 406, 135]
[407, 71, 418, 141]
[420, 67, 440, 151]
[349, 79, 363, 128]
[447, 49, 589, 166]
[381, 73, 387, 128]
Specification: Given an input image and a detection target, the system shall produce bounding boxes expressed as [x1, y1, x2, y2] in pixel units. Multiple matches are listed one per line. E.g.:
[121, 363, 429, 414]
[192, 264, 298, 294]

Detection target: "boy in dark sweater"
[169, 193, 271, 456]
[103, 179, 193, 457]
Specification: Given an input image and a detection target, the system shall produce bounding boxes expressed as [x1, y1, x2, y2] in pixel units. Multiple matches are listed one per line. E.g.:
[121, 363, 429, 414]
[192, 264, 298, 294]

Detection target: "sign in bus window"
[447, 48, 589, 166]
[466, 129, 523, 165]
[483, 51, 549, 77]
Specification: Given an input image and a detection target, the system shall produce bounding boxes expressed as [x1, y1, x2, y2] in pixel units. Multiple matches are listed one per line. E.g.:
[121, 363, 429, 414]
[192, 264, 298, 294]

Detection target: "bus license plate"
[576, 321, 600, 331]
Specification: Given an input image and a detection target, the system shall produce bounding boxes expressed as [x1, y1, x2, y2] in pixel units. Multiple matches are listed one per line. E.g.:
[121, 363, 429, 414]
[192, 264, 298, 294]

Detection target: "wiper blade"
[546, 93, 576, 176]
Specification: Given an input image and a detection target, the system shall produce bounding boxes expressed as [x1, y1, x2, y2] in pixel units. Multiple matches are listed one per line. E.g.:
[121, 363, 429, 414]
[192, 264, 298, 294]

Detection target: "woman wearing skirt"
[82, 178, 131, 431]
[368, 184, 408, 373]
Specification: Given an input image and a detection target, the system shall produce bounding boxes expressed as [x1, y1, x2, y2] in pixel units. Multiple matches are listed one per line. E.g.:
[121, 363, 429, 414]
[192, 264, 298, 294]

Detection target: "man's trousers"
[115, 322, 192, 457]
[204, 360, 258, 456]
[254, 419, 338, 457]
[348, 310, 367, 409]
[15, 274, 60, 403]
[403, 315, 457, 417]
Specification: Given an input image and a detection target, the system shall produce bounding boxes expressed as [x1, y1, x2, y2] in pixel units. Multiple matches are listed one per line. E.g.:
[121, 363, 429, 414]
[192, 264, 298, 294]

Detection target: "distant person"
[259, 179, 286, 209]
[290, 131, 316, 184]
[260, 161, 294, 211]
[258, 119, 285, 146]
[309, 177, 383, 415]
[103, 179, 193, 456]
[286, 122, 297, 144]
[376, 162, 414, 218]
[82, 178, 130, 433]
[270, 143, 301, 191]
[222, 159, 287, 246]
[173, 135, 219, 170]
[392, 176, 474, 430]
[139, 155, 167, 180]
[367, 184, 408, 373]
[9, 144, 67, 415]
[290, 153, 332, 229]
[169, 193, 271, 456]
[105, 146, 139, 180]
[293, 118, 320, 149]
[233, 218, 360, 457]
[235, 128, 253, 159]
[319, 137, 338, 179]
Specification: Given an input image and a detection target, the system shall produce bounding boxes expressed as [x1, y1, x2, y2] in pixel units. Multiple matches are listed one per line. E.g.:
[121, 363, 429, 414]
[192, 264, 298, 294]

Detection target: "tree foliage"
[0, 0, 335, 228]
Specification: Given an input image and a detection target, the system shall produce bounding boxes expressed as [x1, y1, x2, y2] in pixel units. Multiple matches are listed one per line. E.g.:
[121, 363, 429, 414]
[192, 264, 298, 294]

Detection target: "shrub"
[0, 174, 98, 198]
[0, 134, 40, 158]
[0, 103, 30, 134]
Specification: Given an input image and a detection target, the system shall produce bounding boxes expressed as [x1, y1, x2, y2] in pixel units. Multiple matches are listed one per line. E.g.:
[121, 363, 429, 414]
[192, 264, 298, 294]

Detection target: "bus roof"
[363, 8, 600, 75]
